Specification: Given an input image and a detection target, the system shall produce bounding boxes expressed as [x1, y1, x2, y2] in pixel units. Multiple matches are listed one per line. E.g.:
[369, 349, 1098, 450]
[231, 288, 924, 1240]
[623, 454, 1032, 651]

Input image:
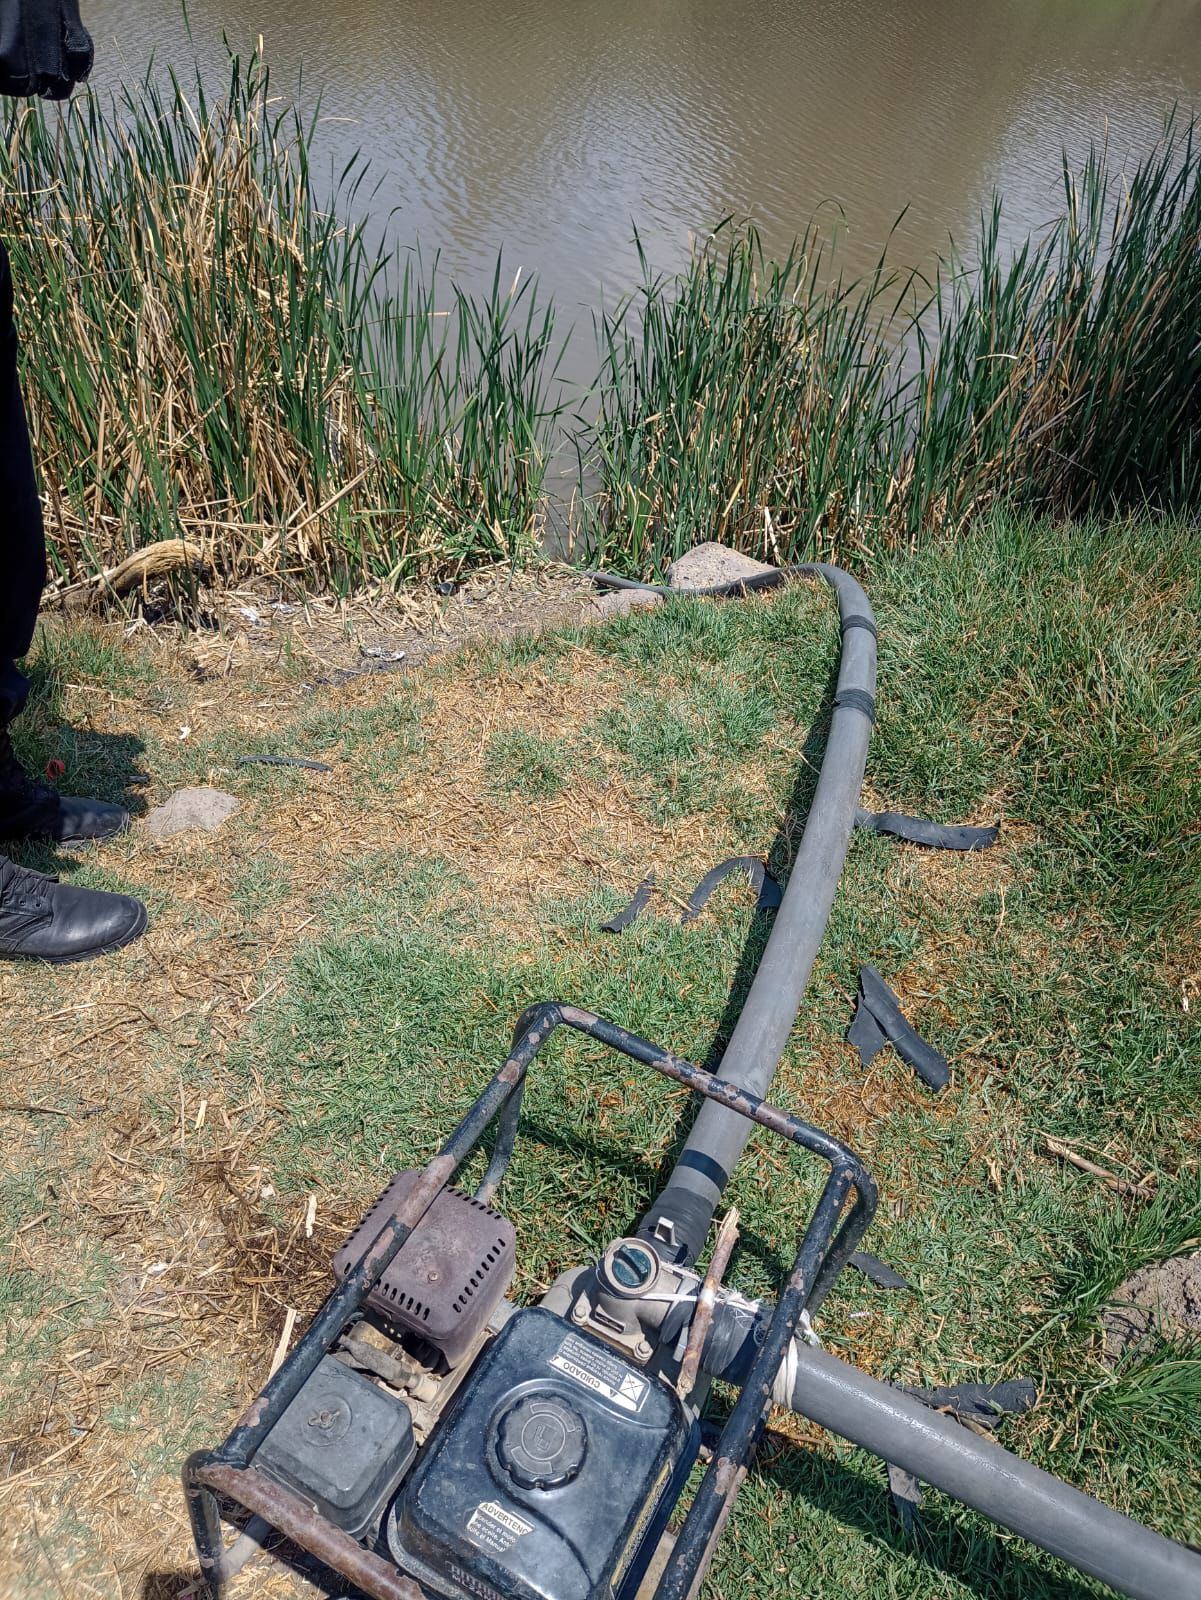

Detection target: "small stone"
[666, 541, 776, 592]
[145, 786, 241, 839]
[585, 588, 665, 620]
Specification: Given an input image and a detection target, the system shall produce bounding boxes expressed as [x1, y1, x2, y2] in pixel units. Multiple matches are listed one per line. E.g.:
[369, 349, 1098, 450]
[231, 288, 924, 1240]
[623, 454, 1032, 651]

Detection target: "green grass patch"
[597, 671, 777, 819]
[486, 728, 569, 800]
[868, 515, 1201, 936]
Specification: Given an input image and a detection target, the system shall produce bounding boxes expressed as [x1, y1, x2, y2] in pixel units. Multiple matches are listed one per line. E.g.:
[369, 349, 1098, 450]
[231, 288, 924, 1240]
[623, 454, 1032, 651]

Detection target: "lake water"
[78, 0, 1201, 322]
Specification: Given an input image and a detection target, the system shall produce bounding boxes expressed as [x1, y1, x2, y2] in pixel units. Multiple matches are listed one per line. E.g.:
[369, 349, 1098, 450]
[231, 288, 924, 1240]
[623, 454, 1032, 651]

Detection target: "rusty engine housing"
[334, 1169, 516, 1366]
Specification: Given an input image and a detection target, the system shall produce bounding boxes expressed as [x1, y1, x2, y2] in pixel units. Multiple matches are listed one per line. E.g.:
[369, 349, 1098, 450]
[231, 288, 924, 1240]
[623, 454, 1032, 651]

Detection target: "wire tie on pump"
[772, 1339, 798, 1407]
[770, 1314, 821, 1406]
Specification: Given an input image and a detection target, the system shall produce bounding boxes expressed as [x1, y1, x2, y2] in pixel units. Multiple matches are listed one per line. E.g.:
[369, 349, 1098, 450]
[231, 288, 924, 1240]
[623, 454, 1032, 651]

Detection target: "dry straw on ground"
[0, 585, 730, 1598]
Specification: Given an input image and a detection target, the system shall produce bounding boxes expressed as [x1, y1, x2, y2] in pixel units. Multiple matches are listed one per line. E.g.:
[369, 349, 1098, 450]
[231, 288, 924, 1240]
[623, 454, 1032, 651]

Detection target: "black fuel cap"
[496, 1391, 587, 1490]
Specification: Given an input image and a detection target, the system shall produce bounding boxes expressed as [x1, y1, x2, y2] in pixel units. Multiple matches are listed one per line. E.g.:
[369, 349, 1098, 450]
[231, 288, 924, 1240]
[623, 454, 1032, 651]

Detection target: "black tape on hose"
[856, 807, 999, 852]
[833, 687, 876, 723]
[840, 613, 878, 640]
[847, 965, 950, 1092]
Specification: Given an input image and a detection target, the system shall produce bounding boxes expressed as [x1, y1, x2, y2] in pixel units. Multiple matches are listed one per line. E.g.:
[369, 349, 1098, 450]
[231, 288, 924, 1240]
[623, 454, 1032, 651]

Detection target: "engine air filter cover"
[255, 1355, 415, 1537]
[334, 1169, 516, 1365]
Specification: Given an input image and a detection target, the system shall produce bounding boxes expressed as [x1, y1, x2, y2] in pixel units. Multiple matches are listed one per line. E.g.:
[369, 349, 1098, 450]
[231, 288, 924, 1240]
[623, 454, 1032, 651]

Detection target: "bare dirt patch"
[175, 562, 601, 685]
[1102, 1252, 1201, 1365]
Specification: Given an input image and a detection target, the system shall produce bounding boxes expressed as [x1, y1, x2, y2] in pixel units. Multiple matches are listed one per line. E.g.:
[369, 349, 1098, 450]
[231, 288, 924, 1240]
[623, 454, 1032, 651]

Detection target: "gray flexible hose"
[784, 1342, 1201, 1600]
[675, 563, 874, 1203]
[592, 563, 1201, 1597]
[594, 563, 876, 1258]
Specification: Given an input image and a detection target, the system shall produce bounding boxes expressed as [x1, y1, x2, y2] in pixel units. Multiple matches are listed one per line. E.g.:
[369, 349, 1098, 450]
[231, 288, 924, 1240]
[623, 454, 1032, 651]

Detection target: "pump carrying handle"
[500, 1000, 877, 1306]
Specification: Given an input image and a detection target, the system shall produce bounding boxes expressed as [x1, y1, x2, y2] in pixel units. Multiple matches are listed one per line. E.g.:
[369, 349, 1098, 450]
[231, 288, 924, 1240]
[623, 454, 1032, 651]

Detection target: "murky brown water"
[82, 0, 1201, 318]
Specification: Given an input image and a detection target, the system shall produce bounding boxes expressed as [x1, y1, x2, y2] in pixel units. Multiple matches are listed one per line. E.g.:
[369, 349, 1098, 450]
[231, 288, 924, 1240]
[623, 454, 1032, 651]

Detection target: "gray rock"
[666, 541, 776, 592]
[145, 786, 241, 839]
[585, 588, 665, 619]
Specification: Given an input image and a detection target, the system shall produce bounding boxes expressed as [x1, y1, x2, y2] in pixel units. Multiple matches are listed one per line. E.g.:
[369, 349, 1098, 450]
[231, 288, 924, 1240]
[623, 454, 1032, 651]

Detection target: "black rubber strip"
[886, 1462, 924, 1530]
[600, 858, 782, 933]
[238, 754, 333, 773]
[856, 807, 999, 852]
[897, 1378, 1038, 1428]
[841, 613, 878, 640]
[600, 874, 656, 933]
[847, 965, 950, 1091]
[848, 1251, 912, 1290]
[681, 856, 782, 923]
[885, 1378, 1037, 1527]
[833, 687, 876, 723]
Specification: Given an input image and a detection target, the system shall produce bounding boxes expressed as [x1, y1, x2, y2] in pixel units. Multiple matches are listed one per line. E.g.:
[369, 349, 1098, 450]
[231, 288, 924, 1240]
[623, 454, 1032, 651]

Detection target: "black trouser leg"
[0, 237, 47, 725]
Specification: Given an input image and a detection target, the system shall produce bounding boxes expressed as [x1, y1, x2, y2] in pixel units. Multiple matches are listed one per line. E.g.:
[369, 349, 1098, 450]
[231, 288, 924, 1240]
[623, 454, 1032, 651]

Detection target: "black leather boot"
[0, 727, 130, 843]
[0, 855, 147, 962]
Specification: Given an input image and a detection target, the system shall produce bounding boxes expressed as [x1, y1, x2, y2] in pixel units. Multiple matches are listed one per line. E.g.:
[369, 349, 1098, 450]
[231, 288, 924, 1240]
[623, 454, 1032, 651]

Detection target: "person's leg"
[0, 238, 146, 961]
[0, 236, 45, 716]
[0, 237, 133, 846]
[0, 659, 31, 726]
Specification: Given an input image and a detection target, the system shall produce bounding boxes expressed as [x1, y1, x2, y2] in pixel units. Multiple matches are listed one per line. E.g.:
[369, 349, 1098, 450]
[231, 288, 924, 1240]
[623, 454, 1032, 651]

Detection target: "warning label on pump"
[549, 1332, 649, 1413]
[465, 1501, 534, 1556]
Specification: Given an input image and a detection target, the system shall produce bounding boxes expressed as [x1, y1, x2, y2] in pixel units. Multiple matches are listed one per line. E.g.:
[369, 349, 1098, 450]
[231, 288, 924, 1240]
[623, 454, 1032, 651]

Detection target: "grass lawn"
[0, 516, 1198, 1600]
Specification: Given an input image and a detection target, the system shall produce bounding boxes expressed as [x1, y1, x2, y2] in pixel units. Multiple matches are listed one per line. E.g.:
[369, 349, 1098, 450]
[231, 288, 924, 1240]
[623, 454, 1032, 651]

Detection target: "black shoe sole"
[34, 899, 149, 965]
[58, 824, 131, 851]
[53, 813, 133, 847]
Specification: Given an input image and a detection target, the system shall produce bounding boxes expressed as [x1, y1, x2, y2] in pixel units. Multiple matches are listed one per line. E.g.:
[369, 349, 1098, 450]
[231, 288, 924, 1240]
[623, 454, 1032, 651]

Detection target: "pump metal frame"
[183, 1001, 876, 1599]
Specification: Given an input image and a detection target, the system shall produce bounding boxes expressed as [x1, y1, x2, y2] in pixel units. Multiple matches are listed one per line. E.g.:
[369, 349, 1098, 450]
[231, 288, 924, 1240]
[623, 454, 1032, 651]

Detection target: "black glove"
[0, 0, 93, 100]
